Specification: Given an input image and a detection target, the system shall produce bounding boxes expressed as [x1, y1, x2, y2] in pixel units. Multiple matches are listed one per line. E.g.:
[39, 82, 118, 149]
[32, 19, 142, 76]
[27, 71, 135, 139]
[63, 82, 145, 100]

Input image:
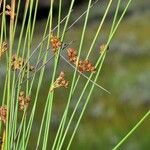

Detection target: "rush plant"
[0, 0, 149, 150]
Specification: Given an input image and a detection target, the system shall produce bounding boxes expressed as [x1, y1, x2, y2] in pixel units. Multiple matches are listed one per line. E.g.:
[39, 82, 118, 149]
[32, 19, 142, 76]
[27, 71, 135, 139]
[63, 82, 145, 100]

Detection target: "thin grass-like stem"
[112, 110, 150, 150]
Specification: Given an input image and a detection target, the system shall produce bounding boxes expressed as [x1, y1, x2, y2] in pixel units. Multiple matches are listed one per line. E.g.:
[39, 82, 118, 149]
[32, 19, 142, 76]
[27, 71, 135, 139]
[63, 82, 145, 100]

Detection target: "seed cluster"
[50, 71, 68, 92]
[78, 60, 96, 73]
[0, 42, 7, 59]
[11, 54, 34, 72]
[67, 48, 77, 63]
[50, 34, 62, 53]
[0, 106, 7, 125]
[67, 48, 96, 73]
[18, 91, 31, 111]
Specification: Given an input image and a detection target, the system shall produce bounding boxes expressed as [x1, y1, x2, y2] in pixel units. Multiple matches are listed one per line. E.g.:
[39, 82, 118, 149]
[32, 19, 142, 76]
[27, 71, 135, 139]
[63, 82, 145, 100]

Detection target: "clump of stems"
[0, 0, 148, 150]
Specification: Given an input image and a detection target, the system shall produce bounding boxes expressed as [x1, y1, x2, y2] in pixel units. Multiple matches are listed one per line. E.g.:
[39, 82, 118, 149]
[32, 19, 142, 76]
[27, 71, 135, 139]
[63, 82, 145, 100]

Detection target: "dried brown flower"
[0, 42, 8, 59]
[11, 54, 24, 70]
[50, 71, 69, 92]
[50, 34, 62, 53]
[67, 48, 77, 64]
[0, 106, 7, 125]
[11, 54, 34, 72]
[18, 91, 31, 111]
[78, 59, 96, 73]
[67, 47, 95, 73]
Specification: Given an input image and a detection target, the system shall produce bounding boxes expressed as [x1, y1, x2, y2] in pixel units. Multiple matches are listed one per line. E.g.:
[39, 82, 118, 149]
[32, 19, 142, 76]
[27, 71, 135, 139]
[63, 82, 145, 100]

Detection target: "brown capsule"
[0, 42, 8, 59]
[18, 91, 31, 111]
[50, 71, 69, 92]
[0, 106, 7, 125]
[50, 34, 62, 53]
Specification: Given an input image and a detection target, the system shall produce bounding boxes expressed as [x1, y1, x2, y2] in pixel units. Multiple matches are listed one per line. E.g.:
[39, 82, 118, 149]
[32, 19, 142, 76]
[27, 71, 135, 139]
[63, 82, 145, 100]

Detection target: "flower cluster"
[50, 71, 68, 92]
[0, 42, 8, 59]
[78, 60, 96, 73]
[11, 54, 34, 72]
[18, 91, 31, 111]
[67, 48, 77, 64]
[50, 34, 62, 53]
[0, 106, 7, 125]
[67, 48, 96, 73]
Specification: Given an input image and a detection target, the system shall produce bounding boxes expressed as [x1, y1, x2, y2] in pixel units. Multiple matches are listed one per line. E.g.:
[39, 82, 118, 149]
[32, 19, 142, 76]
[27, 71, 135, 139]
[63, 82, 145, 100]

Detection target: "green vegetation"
[0, 0, 149, 149]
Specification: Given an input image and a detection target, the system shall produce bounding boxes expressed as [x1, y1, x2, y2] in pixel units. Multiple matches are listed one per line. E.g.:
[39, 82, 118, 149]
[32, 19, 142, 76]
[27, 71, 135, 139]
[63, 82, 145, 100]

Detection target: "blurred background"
[0, 0, 150, 149]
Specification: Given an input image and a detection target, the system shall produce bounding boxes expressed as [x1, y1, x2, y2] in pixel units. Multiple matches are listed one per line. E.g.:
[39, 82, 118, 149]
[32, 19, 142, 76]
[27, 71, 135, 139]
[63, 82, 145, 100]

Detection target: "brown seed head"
[18, 91, 31, 111]
[50, 34, 62, 53]
[67, 47, 96, 73]
[0, 106, 7, 125]
[78, 60, 96, 73]
[50, 71, 69, 92]
[67, 48, 77, 64]
[11, 54, 34, 72]
[0, 42, 8, 59]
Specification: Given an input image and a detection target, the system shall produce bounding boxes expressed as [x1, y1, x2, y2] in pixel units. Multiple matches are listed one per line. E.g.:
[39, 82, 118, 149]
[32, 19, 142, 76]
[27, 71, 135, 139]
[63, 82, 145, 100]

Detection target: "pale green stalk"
[9, 4, 32, 143]
[12, 18, 31, 150]
[57, 0, 62, 37]
[35, 0, 62, 149]
[112, 110, 150, 150]
[41, 1, 55, 149]
[13, 0, 21, 41]
[22, 1, 34, 148]
[11, 1, 30, 141]
[6, 0, 16, 149]
[87, 0, 113, 58]
[24, 17, 51, 146]
[31, 0, 39, 39]
[11, 0, 35, 148]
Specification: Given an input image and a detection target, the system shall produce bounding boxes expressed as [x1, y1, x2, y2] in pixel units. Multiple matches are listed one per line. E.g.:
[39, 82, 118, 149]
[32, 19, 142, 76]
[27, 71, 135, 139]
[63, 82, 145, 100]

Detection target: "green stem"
[112, 110, 150, 150]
